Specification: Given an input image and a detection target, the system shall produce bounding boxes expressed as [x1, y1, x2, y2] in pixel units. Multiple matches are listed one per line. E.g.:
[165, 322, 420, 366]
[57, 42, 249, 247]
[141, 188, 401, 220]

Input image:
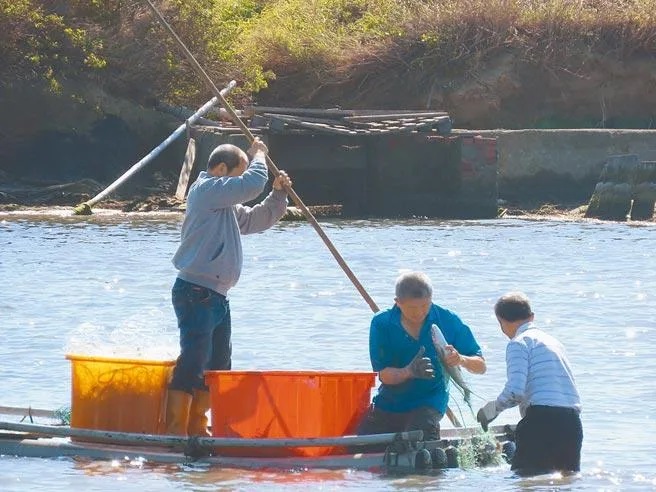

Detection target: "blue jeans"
[169, 278, 232, 393]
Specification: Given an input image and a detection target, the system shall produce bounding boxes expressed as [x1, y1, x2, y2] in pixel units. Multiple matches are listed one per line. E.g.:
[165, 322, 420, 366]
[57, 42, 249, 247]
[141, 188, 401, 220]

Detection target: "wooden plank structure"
[256, 108, 453, 136]
[179, 106, 498, 219]
[585, 154, 656, 221]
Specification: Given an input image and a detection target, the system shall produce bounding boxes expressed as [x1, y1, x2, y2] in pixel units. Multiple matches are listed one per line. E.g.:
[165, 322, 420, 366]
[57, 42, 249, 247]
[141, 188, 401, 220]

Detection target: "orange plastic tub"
[66, 354, 176, 435]
[204, 370, 376, 457]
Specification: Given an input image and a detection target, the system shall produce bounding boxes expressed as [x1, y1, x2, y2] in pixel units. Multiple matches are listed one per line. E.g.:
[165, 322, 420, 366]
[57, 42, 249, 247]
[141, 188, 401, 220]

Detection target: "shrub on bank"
[2, 0, 656, 106]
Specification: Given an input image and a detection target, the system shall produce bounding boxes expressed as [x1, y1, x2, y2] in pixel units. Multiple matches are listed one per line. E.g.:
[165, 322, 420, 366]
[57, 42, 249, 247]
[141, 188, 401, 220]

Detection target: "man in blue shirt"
[356, 271, 486, 442]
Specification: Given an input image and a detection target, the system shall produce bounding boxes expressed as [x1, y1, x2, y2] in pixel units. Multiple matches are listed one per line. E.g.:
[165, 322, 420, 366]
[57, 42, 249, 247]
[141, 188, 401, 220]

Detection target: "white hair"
[395, 271, 433, 299]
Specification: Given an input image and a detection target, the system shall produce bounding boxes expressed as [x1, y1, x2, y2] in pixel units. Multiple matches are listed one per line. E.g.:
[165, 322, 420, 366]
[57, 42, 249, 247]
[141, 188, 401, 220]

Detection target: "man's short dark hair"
[494, 292, 533, 322]
[207, 144, 245, 171]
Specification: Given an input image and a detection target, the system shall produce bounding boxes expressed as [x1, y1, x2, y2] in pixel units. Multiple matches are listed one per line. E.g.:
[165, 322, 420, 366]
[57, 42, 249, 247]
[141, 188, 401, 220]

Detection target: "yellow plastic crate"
[66, 354, 175, 434]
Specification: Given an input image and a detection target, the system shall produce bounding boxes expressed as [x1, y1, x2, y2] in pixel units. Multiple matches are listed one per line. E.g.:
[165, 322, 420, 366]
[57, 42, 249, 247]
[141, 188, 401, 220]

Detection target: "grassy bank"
[2, 0, 656, 126]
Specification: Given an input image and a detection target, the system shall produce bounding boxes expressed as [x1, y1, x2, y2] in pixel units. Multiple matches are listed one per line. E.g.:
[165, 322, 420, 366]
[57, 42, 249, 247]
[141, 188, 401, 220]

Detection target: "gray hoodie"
[172, 157, 288, 295]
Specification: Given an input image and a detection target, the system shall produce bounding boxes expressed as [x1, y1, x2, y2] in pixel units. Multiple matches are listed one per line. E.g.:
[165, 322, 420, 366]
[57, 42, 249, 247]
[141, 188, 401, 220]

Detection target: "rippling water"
[1, 209, 655, 490]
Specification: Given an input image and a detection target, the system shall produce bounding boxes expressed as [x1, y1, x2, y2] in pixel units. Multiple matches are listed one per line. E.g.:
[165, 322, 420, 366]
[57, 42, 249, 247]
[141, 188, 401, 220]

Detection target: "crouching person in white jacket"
[477, 292, 583, 476]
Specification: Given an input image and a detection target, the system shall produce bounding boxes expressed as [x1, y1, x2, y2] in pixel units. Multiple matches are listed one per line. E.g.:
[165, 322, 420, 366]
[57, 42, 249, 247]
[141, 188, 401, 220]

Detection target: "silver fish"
[431, 323, 472, 407]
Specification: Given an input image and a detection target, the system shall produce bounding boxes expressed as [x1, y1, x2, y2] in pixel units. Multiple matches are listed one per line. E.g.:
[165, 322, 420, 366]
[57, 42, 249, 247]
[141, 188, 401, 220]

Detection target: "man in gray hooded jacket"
[166, 138, 291, 436]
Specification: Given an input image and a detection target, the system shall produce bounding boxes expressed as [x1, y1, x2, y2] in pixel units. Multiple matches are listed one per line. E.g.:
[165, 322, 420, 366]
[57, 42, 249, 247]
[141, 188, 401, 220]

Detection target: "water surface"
[1, 210, 655, 490]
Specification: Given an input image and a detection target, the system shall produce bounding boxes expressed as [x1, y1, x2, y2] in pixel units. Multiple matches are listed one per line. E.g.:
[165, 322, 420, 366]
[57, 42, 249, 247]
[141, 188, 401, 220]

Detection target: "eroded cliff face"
[433, 53, 656, 130]
[0, 81, 184, 191]
[256, 50, 656, 131]
[2, 48, 655, 208]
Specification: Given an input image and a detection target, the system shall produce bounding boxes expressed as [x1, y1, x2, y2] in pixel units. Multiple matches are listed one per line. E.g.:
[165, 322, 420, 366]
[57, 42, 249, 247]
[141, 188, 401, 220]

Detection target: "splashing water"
[65, 308, 178, 360]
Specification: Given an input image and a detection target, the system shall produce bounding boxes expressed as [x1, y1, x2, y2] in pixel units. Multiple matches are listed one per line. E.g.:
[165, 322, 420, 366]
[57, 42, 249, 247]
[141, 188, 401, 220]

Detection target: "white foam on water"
[65, 308, 178, 360]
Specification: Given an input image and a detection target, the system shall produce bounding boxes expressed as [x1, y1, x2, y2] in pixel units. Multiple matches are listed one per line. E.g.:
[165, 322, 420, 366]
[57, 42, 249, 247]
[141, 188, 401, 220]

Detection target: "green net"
[455, 430, 506, 469]
[54, 406, 72, 425]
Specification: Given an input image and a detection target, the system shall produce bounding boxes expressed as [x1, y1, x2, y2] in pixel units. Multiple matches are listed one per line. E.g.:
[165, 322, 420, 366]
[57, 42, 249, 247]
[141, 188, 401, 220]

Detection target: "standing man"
[477, 292, 583, 475]
[166, 138, 291, 436]
[357, 271, 486, 442]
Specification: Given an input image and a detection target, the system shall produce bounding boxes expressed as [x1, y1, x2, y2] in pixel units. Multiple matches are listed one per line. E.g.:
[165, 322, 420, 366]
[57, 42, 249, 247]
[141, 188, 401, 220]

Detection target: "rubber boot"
[187, 389, 211, 437]
[165, 389, 192, 436]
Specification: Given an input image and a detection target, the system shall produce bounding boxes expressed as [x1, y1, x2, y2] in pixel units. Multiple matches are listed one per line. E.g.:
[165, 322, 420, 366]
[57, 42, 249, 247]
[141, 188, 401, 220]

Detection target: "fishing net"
[455, 430, 507, 468]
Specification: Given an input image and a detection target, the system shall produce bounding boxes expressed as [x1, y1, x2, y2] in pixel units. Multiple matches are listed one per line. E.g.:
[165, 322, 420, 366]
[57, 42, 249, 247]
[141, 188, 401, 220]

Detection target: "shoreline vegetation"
[4, 0, 656, 127]
[0, 176, 594, 222]
[0, 192, 594, 222]
[0, 174, 651, 222]
[2, 1, 656, 224]
[7, 202, 651, 226]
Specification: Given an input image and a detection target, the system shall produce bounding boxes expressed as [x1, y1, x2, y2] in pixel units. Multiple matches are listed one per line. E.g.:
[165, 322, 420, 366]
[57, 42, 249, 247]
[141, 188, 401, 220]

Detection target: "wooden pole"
[142, 0, 377, 312]
[445, 408, 463, 428]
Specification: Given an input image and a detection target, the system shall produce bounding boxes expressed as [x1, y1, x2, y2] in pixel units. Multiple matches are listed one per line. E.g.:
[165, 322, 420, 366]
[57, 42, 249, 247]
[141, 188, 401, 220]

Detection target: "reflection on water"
[1, 211, 655, 490]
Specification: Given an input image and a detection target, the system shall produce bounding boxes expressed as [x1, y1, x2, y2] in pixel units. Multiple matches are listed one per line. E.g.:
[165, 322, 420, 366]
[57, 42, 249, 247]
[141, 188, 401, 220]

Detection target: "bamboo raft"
[0, 406, 515, 473]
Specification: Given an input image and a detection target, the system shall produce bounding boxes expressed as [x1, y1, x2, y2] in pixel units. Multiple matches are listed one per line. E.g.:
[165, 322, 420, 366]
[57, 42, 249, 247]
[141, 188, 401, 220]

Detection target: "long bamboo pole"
[141, 0, 378, 312]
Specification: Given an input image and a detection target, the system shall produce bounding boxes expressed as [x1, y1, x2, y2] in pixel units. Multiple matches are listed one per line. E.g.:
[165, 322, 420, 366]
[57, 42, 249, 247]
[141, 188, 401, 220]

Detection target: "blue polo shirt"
[369, 303, 482, 414]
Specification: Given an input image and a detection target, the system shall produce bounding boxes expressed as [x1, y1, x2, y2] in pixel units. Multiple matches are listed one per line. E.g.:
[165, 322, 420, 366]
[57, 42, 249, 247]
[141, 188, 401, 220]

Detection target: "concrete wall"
[456, 129, 656, 203]
[191, 128, 498, 218]
[191, 127, 656, 212]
